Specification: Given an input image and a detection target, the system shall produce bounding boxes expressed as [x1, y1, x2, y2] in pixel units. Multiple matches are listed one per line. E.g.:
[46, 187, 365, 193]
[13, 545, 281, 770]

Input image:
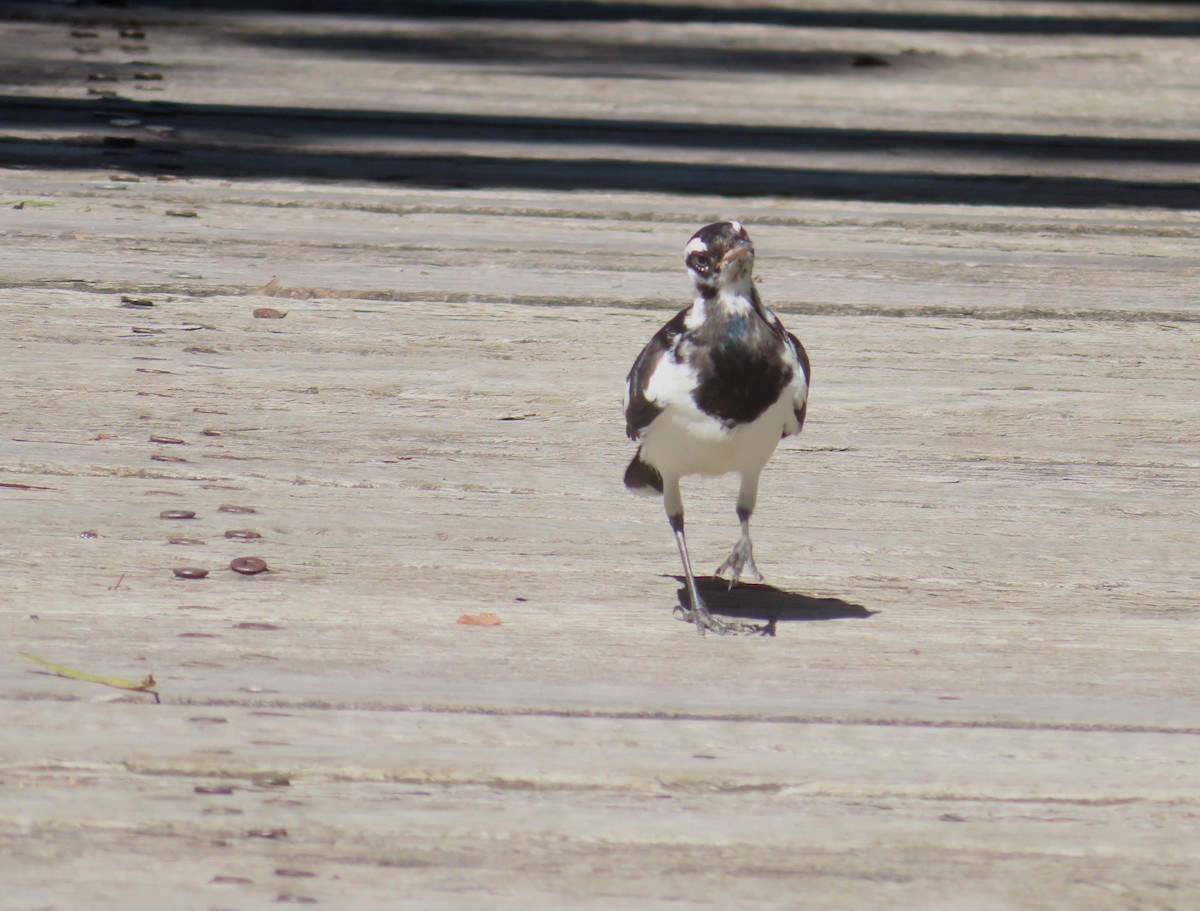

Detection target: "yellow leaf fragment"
[20, 652, 160, 702]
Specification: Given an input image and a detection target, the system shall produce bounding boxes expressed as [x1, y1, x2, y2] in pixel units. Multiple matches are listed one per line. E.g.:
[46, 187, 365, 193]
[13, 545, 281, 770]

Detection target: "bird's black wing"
[787, 331, 811, 433]
[624, 308, 689, 441]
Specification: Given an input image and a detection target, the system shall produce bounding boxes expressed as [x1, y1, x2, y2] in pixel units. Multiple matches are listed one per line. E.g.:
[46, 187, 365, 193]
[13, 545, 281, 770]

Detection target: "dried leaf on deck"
[251, 275, 282, 296]
[456, 613, 502, 627]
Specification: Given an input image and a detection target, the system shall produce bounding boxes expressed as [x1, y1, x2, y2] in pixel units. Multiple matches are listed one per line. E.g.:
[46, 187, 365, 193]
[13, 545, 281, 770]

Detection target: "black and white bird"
[623, 222, 810, 635]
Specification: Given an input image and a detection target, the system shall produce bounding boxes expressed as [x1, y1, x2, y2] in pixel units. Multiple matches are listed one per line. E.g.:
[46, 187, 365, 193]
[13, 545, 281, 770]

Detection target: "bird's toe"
[674, 601, 764, 636]
[715, 543, 763, 587]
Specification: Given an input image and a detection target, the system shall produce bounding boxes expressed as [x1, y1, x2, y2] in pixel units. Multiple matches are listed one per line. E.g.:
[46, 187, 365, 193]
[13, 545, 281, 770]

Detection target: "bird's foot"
[714, 538, 764, 588]
[673, 600, 768, 636]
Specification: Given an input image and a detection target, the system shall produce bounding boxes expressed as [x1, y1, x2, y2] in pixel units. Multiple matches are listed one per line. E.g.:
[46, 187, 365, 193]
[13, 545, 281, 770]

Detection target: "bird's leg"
[715, 477, 764, 587]
[714, 508, 763, 588]
[669, 512, 722, 635]
[665, 480, 757, 636]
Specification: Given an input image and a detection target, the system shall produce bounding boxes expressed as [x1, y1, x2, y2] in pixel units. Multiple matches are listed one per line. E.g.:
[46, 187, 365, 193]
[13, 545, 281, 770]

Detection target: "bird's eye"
[686, 250, 713, 276]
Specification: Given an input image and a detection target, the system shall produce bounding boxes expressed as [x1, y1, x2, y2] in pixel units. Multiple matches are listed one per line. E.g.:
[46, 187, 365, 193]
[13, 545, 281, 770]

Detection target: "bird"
[623, 221, 810, 635]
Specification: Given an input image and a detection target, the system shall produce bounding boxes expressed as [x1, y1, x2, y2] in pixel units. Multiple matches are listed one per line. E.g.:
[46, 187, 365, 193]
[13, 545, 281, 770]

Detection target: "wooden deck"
[2, 2, 1199, 907]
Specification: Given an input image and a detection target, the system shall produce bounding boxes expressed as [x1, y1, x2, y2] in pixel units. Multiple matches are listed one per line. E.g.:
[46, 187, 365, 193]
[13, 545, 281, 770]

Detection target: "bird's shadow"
[670, 575, 876, 636]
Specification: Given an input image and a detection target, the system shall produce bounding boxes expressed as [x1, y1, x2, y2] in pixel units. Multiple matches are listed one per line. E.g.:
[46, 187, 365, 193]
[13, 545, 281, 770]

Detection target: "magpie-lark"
[623, 222, 810, 635]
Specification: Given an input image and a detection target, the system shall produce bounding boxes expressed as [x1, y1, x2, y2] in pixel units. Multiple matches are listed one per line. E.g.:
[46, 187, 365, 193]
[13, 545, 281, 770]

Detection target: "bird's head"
[684, 221, 755, 295]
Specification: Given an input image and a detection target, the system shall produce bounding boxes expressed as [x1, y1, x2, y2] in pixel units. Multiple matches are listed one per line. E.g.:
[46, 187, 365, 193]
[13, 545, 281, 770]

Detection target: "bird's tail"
[624, 449, 664, 494]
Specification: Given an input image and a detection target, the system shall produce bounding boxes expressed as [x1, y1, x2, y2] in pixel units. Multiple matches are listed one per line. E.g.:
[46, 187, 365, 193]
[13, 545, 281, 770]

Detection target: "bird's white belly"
[640, 392, 791, 480]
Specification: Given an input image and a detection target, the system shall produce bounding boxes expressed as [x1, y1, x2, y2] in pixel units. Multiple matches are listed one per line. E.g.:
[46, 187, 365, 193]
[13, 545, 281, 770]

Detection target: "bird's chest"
[688, 317, 793, 426]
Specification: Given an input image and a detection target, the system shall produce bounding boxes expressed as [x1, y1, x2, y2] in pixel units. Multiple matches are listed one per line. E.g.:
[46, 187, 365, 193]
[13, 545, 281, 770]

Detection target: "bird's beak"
[719, 240, 754, 266]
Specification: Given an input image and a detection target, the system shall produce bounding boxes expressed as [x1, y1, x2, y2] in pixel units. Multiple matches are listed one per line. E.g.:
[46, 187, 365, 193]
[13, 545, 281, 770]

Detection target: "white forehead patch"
[729, 220, 743, 234]
[684, 235, 708, 255]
